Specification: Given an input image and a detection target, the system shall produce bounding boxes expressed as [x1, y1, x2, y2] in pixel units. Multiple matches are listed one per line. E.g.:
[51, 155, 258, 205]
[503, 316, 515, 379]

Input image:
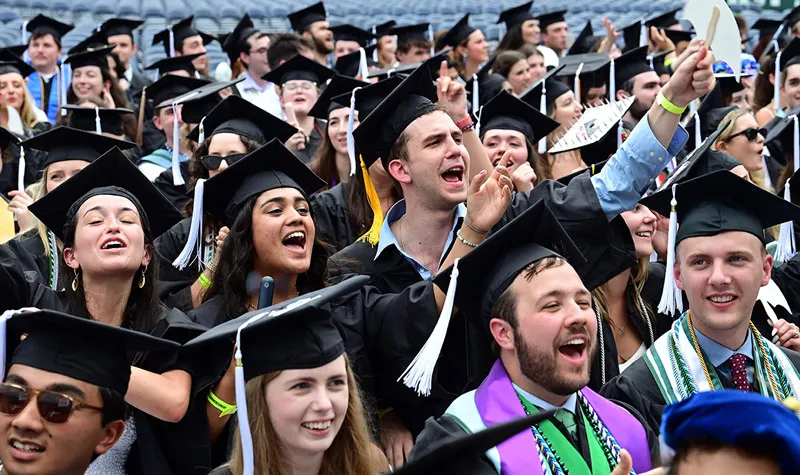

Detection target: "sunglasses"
[200, 153, 246, 171]
[0, 383, 103, 424]
[727, 127, 767, 142]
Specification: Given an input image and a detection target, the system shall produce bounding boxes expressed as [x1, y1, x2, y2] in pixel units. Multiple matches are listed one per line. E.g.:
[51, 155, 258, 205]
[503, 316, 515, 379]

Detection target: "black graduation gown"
[293, 119, 325, 165]
[311, 182, 358, 252]
[0, 142, 40, 198]
[588, 264, 673, 391]
[0, 230, 65, 291]
[771, 253, 800, 317]
[128, 71, 153, 104]
[600, 345, 800, 435]
[154, 161, 191, 211]
[328, 174, 628, 435]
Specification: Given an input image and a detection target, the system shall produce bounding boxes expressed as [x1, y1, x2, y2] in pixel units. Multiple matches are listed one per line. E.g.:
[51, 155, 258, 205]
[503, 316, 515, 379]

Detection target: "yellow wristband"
[208, 390, 237, 417]
[663, 57, 674, 68]
[198, 272, 212, 290]
[657, 92, 687, 115]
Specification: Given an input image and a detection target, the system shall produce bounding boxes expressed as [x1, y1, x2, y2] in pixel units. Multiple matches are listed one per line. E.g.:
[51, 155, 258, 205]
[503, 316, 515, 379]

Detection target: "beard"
[313, 34, 333, 54]
[515, 327, 594, 397]
[628, 98, 649, 121]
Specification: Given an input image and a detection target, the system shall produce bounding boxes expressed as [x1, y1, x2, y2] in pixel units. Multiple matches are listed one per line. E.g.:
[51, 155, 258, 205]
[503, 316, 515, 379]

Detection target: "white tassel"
[198, 117, 206, 144]
[168, 26, 175, 57]
[617, 120, 623, 149]
[0, 310, 16, 383]
[658, 185, 683, 316]
[94, 106, 102, 135]
[59, 62, 68, 117]
[475, 105, 483, 137]
[693, 111, 701, 150]
[573, 62, 584, 104]
[775, 51, 784, 114]
[171, 103, 185, 186]
[609, 58, 616, 103]
[172, 179, 205, 270]
[776, 182, 797, 264]
[17, 146, 24, 192]
[357, 47, 368, 79]
[399, 258, 461, 396]
[472, 74, 479, 114]
[639, 23, 647, 48]
[428, 24, 434, 56]
[538, 82, 547, 154]
[346, 87, 361, 177]
[793, 116, 799, 172]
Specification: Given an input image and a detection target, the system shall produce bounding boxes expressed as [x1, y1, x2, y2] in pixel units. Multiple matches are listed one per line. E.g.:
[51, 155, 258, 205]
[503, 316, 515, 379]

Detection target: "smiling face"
[482, 129, 528, 172]
[266, 355, 348, 459]
[464, 30, 489, 63]
[0, 365, 121, 475]
[45, 160, 89, 194]
[71, 66, 106, 102]
[327, 107, 358, 156]
[251, 187, 315, 278]
[279, 80, 320, 117]
[527, 53, 546, 83]
[551, 90, 583, 134]
[521, 19, 540, 45]
[63, 195, 151, 278]
[0, 72, 25, 111]
[506, 59, 533, 96]
[389, 111, 469, 210]
[675, 232, 771, 340]
[622, 204, 656, 258]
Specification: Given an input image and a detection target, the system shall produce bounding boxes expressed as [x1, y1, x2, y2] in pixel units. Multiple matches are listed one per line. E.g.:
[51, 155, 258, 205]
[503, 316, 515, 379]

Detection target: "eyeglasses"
[0, 383, 104, 424]
[200, 153, 246, 171]
[727, 127, 767, 142]
[249, 48, 269, 56]
[282, 82, 316, 92]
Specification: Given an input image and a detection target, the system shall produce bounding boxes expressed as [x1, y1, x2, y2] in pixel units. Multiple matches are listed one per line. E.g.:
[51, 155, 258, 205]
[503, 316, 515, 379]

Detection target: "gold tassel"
[356, 154, 384, 246]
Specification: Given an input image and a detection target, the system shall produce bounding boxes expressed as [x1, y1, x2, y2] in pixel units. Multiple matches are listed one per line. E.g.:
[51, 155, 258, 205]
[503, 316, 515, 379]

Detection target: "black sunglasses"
[0, 383, 103, 424]
[727, 127, 767, 142]
[200, 153, 247, 171]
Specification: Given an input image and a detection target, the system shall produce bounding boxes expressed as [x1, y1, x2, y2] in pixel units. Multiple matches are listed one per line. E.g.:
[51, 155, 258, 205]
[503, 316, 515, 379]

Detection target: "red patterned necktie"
[726, 353, 751, 392]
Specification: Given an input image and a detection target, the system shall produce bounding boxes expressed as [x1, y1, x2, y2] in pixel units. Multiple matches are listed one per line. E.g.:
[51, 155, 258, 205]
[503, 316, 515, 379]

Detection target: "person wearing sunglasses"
[713, 108, 772, 192]
[155, 94, 299, 311]
[0, 309, 178, 475]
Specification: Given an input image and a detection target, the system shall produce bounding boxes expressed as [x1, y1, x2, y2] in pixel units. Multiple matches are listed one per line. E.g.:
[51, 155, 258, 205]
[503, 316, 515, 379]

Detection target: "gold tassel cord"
[356, 154, 384, 246]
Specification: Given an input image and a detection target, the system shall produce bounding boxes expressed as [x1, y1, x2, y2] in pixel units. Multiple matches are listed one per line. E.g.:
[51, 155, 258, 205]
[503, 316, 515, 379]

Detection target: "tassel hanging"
[399, 258, 461, 396]
[775, 50, 784, 114]
[609, 58, 616, 103]
[776, 182, 797, 264]
[357, 47, 369, 79]
[472, 74, 479, 114]
[639, 23, 647, 48]
[617, 120, 624, 149]
[346, 87, 362, 177]
[17, 146, 25, 192]
[573, 62, 584, 104]
[171, 103, 185, 186]
[475, 105, 483, 137]
[693, 111, 701, 150]
[94, 106, 102, 134]
[198, 116, 206, 144]
[172, 179, 206, 270]
[538, 82, 547, 154]
[658, 185, 683, 316]
[168, 26, 175, 57]
[793, 116, 799, 172]
[356, 155, 384, 246]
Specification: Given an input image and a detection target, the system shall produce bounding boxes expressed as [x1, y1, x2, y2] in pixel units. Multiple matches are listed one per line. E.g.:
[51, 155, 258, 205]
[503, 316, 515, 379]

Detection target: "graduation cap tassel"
[198, 117, 206, 144]
[171, 103, 185, 186]
[356, 155, 384, 246]
[616, 120, 623, 149]
[399, 258, 461, 396]
[793, 115, 800, 172]
[693, 111, 701, 150]
[135, 87, 146, 146]
[657, 185, 683, 316]
[639, 23, 647, 48]
[472, 74, 479, 114]
[428, 24, 435, 56]
[172, 179, 206, 271]
[538, 83, 547, 154]
[357, 47, 369, 79]
[609, 58, 616, 103]
[16, 146, 24, 192]
[346, 87, 361, 177]
[168, 26, 176, 57]
[475, 105, 483, 137]
[573, 63, 584, 104]
[94, 106, 102, 135]
[775, 50, 784, 114]
[776, 182, 797, 264]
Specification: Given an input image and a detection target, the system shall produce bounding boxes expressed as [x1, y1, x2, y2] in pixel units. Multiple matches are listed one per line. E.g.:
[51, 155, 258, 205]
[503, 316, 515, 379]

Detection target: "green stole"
[516, 391, 611, 475]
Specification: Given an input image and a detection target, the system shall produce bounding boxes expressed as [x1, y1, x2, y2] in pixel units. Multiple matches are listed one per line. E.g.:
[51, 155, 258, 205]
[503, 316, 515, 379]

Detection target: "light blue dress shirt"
[693, 327, 755, 384]
[513, 383, 579, 415]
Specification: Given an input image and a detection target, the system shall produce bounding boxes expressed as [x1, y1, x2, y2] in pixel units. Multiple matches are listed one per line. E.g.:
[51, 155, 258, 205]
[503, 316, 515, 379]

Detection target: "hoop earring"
[71, 268, 79, 292]
[138, 266, 147, 289]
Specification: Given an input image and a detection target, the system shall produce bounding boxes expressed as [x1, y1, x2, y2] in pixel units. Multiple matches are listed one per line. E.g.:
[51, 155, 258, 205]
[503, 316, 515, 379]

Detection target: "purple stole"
[474, 359, 652, 475]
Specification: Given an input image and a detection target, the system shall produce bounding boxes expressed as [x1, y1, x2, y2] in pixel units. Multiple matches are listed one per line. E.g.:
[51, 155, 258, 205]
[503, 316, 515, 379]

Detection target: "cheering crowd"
[2, 2, 800, 474]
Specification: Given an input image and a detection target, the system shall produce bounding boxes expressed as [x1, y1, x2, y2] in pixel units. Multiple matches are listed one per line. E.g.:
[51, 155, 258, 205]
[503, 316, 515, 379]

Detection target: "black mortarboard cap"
[152, 16, 217, 56]
[330, 75, 403, 119]
[222, 14, 259, 64]
[145, 74, 210, 109]
[99, 18, 144, 39]
[333, 49, 372, 78]
[353, 53, 441, 168]
[203, 139, 326, 225]
[187, 95, 297, 144]
[751, 18, 782, 36]
[785, 6, 800, 28]
[567, 21, 595, 56]
[4, 309, 178, 395]
[664, 29, 694, 45]
[67, 30, 107, 55]
[654, 123, 737, 191]
[520, 65, 570, 111]
[556, 53, 611, 89]
[779, 37, 800, 72]
[614, 46, 653, 90]
[437, 14, 476, 49]
[63, 45, 114, 70]
[25, 15, 73, 40]
[479, 90, 559, 143]
[0, 45, 27, 58]
[288, 2, 327, 33]
[621, 20, 644, 52]
[434, 201, 585, 327]
[465, 56, 505, 110]
[497, 2, 535, 31]
[390, 23, 430, 46]
[764, 111, 797, 167]
[645, 8, 681, 29]
[0, 50, 34, 77]
[20, 126, 135, 167]
[374, 21, 397, 38]
[61, 106, 136, 138]
[0, 126, 19, 149]
[367, 61, 419, 81]
[262, 54, 334, 85]
[641, 170, 800, 244]
[331, 24, 374, 47]
[536, 10, 567, 31]
[684, 83, 725, 149]
[144, 53, 202, 76]
[650, 50, 674, 77]
[169, 77, 245, 123]
[28, 147, 182, 240]
[393, 411, 556, 475]
[308, 74, 368, 118]
[717, 73, 747, 97]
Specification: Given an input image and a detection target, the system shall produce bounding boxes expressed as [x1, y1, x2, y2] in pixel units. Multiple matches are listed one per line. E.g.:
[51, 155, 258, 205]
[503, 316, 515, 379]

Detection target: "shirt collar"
[374, 200, 467, 260]
[693, 326, 754, 368]
[240, 70, 271, 93]
[124, 66, 133, 83]
[512, 383, 578, 416]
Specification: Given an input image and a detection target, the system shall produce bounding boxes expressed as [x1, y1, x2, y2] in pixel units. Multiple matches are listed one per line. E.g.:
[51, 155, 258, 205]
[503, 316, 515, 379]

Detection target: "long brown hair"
[228, 355, 381, 475]
[311, 120, 341, 190]
[592, 258, 652, 329]
[752, 54, 775, 112]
